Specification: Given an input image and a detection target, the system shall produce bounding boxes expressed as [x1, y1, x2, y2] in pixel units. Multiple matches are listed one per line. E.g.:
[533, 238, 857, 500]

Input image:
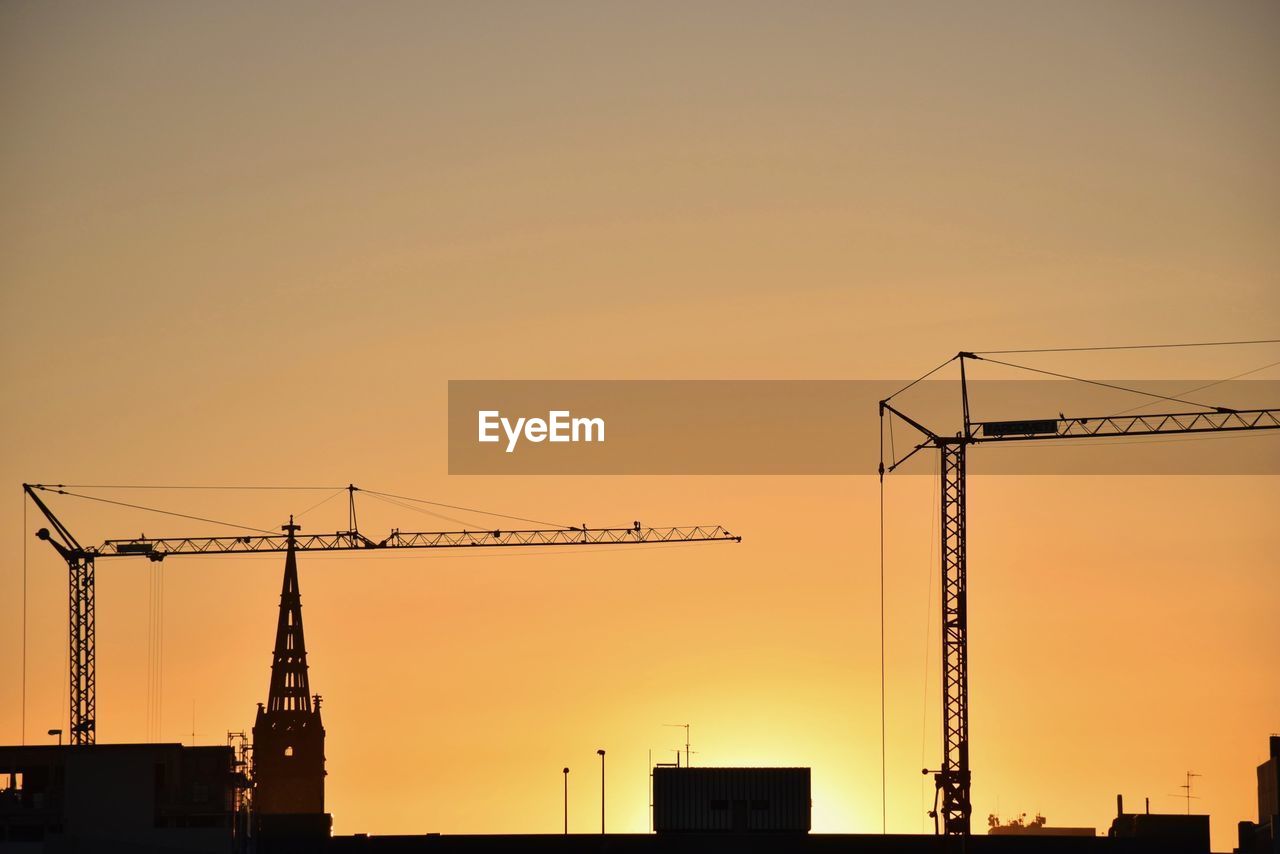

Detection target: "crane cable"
[294, 488, 347, 520]
[33, 483, 569, 535]
[53, 485, 344, 491]
[920, 451, 939, 832]
[61, 605, 68, 742]
[1108, 357, 1280, 418]
[147, 564, 153, 738]
[22, 497, 27, 745]
[883, 355, 958, 405]
[360, 488, 572, 529]
[158, 562, 165, 741]
[147, 566, 153, 739]
[973, 338, 1280, 355]
[158, 564, 164, 741]
[973, 356, 1232, 411]
[878, 405, 888, 833]
[363, 491, 488, 530]
[147, 559, 165, 741]
[29, 486, 277, 535]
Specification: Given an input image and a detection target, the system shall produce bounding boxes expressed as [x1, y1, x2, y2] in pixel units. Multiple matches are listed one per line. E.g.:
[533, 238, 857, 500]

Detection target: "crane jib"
[91, 525, 741, 558]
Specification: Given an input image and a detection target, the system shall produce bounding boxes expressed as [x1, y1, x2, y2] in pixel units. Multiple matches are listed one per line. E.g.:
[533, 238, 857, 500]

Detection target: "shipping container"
[652, 767, 810, 833]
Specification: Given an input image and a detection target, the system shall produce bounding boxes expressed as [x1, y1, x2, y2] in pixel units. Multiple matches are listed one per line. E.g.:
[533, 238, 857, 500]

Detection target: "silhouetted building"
[1236, 736, 1280, 854]
[0, 742, 243, 851]
[328, 830, 1206, 852]
[988, 812, 1095, 836]
[1109, 794, 1209, 853]
[252, 524, 331, 844]
[652, 767, 810, 833]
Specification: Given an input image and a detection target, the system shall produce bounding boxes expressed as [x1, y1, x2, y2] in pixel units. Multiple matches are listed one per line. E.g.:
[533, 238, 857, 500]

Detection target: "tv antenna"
[1167, 771, 1201, 814]
[664, 723, 692, 767]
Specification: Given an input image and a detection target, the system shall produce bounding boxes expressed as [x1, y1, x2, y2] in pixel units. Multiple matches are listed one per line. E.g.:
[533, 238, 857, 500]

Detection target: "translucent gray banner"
[448, 380, 1280, 475]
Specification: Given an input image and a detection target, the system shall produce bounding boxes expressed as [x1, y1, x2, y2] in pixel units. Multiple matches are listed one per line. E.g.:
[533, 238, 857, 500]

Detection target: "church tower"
[253, 519, 326, 816]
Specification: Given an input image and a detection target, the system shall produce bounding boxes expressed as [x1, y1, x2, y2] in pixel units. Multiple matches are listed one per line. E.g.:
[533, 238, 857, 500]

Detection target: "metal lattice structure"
[974, 408, 1280, 441]
[68, 555, 95, 744]
[937, 440, 969, 834]
[23, 484, 741, 745]
[79, 523, 737, 558]
[881, 352, 1280, 836]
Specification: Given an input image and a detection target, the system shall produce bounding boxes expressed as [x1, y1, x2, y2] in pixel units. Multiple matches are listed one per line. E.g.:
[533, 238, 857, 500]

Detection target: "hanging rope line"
[158, 565, 164, 742]
[974, 338, 1280, 355]
[60, 611, 68, 742]
[1002, 431, 1277, 450]
[22, 497, 28, 745]
[974, 356, 1230, 411]
[889, 411, 897, 466]
[148, 563, 162, 741]
[294, 488, 347, 520]
[883, 355, 959, 404]
[1108, 357, 1280, 418]
[147, 564, 155, 739]
[361, 488, 571, 529]
[30, 483, 576, 537]
[148, 567, 153, 739]
[363, 491, 490, 530]
[29, 486, 277, 535]
[919, 452, 938, 832]
[879, 408, 888, 833]
[54, 485, 345, 491]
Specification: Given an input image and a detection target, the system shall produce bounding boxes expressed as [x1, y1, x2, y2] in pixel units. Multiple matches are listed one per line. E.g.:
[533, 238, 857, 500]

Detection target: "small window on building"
[0, 771, 23, 792]
[284, 745, 294, 757]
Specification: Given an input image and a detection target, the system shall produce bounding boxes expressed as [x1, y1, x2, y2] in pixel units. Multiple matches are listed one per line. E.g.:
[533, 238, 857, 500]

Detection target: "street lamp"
[47, 729, 62, 746]
[562, 767, 569, 834]
[596, 749, 606, 834]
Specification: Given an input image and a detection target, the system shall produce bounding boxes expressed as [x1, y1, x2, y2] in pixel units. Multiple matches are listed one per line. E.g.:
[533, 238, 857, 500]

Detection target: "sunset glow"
[2, 4, 1277, 852]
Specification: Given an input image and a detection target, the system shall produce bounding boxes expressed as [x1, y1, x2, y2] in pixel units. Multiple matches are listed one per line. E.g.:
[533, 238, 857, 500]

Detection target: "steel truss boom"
[880, 354, 1279, 836]
[82, 523, 737, 558]
[22, 483, 740, 744]
[973, 408, 1279, 441]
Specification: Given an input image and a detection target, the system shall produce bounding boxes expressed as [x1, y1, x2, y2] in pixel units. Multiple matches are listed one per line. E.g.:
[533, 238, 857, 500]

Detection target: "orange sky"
[1, 2, 1278, 850]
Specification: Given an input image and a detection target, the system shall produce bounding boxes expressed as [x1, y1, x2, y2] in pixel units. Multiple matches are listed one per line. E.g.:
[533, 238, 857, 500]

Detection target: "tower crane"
[879, 351, 1279, 836]
[23, 483, 741, 746]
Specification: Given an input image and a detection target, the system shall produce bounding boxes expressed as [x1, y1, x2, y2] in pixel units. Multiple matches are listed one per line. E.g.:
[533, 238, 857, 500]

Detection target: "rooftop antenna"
[187, 699, 208, 746]
[664, 723, 691, 767]
[1167, 771, 1201, 814]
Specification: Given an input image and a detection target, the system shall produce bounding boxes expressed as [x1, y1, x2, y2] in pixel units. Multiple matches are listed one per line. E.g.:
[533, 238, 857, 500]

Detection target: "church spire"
[267, 517, 311, 714]
[253, 517, 327, 819]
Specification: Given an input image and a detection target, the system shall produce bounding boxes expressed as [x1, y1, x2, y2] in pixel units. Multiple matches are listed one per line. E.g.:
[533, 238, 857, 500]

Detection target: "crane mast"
[936, 438, 969, 836]
[23, 483, 740, 745]
[881, 352, 1279, 836]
